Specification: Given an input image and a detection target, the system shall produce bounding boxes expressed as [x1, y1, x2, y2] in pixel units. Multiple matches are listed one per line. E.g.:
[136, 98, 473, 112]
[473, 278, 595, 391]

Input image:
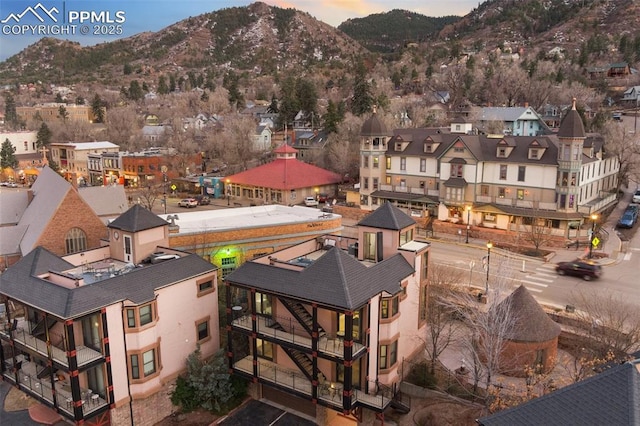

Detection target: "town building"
[160, 205, 343, 283]
[0, 167, 109, 271]
[0, 205, 219, 425]
[358, 100, 619, 241]
[49, 141, 119, 186]
[16, 103, 99, 124]
[225, 202, 428, 424]
[225, 144, 342, 205]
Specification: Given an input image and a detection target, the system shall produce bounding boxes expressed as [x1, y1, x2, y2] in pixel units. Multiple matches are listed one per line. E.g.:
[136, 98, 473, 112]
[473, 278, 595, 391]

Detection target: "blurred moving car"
[556, 260, 602, 281]
[617, 211, 636, 228]
[178, 198, 198, 208]
[194, 195, 210, 205]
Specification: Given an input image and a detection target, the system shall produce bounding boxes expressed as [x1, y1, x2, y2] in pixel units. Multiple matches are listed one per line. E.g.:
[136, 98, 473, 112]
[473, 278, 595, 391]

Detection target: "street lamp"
[465, 205, 472, 244]
[485, 241, 492, 295]
[589, 213, 598, 259]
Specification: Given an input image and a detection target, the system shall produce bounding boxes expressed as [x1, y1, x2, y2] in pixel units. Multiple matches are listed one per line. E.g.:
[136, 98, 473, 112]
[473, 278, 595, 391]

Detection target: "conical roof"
[557, 98, 586, 138]
[497, 285, 561, 342]
[361, 108, 389, 137]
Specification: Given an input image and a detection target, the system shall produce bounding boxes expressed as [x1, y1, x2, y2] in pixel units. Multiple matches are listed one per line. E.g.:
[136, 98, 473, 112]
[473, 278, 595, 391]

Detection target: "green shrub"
[406, 361, 437, 389]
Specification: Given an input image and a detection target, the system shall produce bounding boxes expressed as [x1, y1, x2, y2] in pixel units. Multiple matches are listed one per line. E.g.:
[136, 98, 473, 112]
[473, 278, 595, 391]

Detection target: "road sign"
[592, 237, 600, 247]
[170, 184, 177, 191]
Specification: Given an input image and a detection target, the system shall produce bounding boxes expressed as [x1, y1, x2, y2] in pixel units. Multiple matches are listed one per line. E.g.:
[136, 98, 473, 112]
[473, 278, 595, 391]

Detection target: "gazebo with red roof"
[225, 144, 342, 205]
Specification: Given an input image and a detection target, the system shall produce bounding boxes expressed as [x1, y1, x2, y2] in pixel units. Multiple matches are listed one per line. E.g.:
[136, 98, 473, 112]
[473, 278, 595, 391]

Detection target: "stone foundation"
[110, 379, 177, 426]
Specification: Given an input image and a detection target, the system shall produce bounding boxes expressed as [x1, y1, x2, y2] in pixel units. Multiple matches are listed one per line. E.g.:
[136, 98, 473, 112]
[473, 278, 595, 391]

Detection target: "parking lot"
[217, 400, 316, 426]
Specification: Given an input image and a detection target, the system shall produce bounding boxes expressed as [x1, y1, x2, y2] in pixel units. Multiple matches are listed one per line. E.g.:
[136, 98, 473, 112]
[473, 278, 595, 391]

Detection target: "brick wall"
[35, 188, 107, 255]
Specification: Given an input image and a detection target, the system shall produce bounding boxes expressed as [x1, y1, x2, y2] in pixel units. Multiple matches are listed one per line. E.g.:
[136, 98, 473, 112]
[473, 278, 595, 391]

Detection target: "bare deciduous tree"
[568, 290, 640, 358]
[423, 263, 466, 374]
[325, 113, 364, 179]
[600, 121, 640, 191]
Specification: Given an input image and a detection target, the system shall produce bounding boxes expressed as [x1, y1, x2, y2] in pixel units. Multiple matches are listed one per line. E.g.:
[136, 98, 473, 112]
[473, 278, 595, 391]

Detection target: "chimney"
[524, 102, 529, 108]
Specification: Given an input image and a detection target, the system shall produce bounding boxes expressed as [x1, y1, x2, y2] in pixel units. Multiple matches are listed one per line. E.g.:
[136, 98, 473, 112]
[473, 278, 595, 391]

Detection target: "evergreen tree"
[267, 94, 279, 113]
[323, 100, 345, 134]
[277, 76, 299, 129]
[75, 96, 85, 105]
[4, 93, 18, 129]
[128, 80, 143, 101]
[0, 138, 18, 169]
[157, 75, 169, 95]
[58, 105, 69, 121]
[91, 94, 105, 123]
[36, 123, 52, 148]
[169, 74, 177, 92]
[55, 93, 64, 103]
[223, 71, 244, 110]
[296, 78, 318, 124]
[123, 63, 133, 75]
[351, 61, 374, 116]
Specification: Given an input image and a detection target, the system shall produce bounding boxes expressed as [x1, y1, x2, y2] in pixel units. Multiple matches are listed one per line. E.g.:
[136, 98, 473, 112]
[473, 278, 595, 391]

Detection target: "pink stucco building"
[0, 205, 219, 425]
[225, 202, 429, 424]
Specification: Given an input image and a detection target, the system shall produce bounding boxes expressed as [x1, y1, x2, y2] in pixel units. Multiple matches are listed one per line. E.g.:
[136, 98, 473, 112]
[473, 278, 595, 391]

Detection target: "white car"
[178, 198, 198, 208]
[304, 196, 319, 207]
[633, 189, 640, 204]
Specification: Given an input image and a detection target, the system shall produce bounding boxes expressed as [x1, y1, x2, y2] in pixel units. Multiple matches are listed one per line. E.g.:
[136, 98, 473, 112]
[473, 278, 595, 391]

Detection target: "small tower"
[555, 98, 586, 211]
[359, 107, 391, 210]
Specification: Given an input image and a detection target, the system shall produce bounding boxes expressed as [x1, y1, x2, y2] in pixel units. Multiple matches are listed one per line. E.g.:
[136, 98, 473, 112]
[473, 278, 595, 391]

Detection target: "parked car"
[194, 195, 210, 205]
[555, 260, 602, 281]
[178, 198, 198, 208]
[633, 189, 640, 204]
[304, 196, 319, 207]
[318, 193, 329, 203]
[617, 211, 636, 228]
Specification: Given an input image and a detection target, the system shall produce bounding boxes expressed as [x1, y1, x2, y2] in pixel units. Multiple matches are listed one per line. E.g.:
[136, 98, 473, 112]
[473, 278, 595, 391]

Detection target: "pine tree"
[36, 123, 52, 148]
[58, 105, 69, 121]
[91, 94, 105, 123]
[4, 93, 18, 129]
[157, 75, 169, 95]
[0, 138, 18, 169]
[351, 61, 374, 116]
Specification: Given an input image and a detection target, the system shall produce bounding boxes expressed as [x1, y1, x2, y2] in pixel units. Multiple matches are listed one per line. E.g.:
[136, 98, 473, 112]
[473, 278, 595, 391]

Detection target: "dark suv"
[194, 195, 210, 205]
[556, 260, 602, 281]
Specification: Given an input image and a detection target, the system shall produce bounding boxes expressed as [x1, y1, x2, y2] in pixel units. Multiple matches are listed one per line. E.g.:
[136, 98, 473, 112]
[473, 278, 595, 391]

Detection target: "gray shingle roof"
[108, 204, 168, 232]
[478, 360, 640, 426]
[226, 247, 414, 310]
[557, 101, 586, 138]
[497, 285, 561, 342]
[0, 246, 216, 319]
[358, 202, 416, 230]
[361, 111, 390, 136]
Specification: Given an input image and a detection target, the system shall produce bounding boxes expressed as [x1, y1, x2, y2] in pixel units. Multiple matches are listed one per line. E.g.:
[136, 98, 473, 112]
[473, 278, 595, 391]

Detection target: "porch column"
[101, 308, 115, 408]
[342, 311, 354, 411]
[65, 320, 83, 422]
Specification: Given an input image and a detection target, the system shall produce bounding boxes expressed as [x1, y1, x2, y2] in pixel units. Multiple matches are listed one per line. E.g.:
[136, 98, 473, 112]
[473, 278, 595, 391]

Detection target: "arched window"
[65, 228, 87, 254]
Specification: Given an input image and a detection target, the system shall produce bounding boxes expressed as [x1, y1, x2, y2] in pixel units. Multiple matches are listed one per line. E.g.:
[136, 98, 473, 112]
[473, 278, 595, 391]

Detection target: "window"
[65, 228, 87, 254]
[498, 147, 506, 157]
[221, 257, 236, 279]
[125, 302, 157, 329]
[255, 292, 272, 315]
[499, 164, 508, 180]
[419, 181, 425, 189]
[530, 149, 539, 159]
[197, 278, 215, 297]
[453, 141, 464, 152]
[380, 340, 398, 370]
[381, 296, 399, 319]
[196, 317, 210, 343]
[386, 158, 391, 170]
[498, 187, 506, 198]
[362, 155, 369, 167]
[518, 166, 526, 182]
[363, 178, 369, 190]
[399, 179, 406, 188]
[385, 176, 391, 185]
[450, 163, 463, 178]
[256, 338, 273, 360]
[400, 157, 406, 171]
[424, 144, 432, 153]
[420, 158, 426, 172]
[481, 185, 489, 196]
[399, 228, 413, 245]
[373, 156, 379, 168]
[517, 189, 525, 200]
[373, 178, 379, 190]
[129, 345, 160, 381]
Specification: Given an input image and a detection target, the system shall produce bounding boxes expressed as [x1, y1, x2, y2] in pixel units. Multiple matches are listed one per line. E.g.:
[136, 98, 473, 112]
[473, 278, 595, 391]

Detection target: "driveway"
[218, 399, 316, 426]
[0, 380, 41, 426]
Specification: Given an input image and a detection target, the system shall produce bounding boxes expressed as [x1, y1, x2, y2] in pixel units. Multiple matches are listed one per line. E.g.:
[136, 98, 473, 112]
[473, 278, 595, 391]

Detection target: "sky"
[0, 0, 479, 61]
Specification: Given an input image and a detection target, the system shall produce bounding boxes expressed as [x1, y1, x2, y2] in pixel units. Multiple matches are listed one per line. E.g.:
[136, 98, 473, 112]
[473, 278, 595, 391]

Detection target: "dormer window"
[424, 144, 432, 153]
[395, 142, 403, 151]
[529, 149, 539, 159]
[498, 147, 507, 157]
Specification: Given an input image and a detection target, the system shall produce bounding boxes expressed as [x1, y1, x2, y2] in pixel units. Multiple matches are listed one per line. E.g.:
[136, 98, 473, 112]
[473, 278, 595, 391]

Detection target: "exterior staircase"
[279, 298, 326, 338]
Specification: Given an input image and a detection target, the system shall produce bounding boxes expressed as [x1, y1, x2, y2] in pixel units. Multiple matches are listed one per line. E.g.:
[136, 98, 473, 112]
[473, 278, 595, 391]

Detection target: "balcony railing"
[3, 359, 108, 418]
[232, 314, 365, 358]
[5, 323, 102, 368]
[233, 356, 391, 411]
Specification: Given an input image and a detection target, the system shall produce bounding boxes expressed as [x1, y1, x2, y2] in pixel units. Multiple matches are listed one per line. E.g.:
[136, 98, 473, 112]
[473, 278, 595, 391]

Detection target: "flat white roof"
[159, 204, 342, 235]
[399, 240, 430, 252]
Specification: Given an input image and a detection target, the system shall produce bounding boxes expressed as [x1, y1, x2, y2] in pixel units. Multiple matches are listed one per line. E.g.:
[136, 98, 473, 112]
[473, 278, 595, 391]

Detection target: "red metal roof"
[226, 158, 342, 190]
